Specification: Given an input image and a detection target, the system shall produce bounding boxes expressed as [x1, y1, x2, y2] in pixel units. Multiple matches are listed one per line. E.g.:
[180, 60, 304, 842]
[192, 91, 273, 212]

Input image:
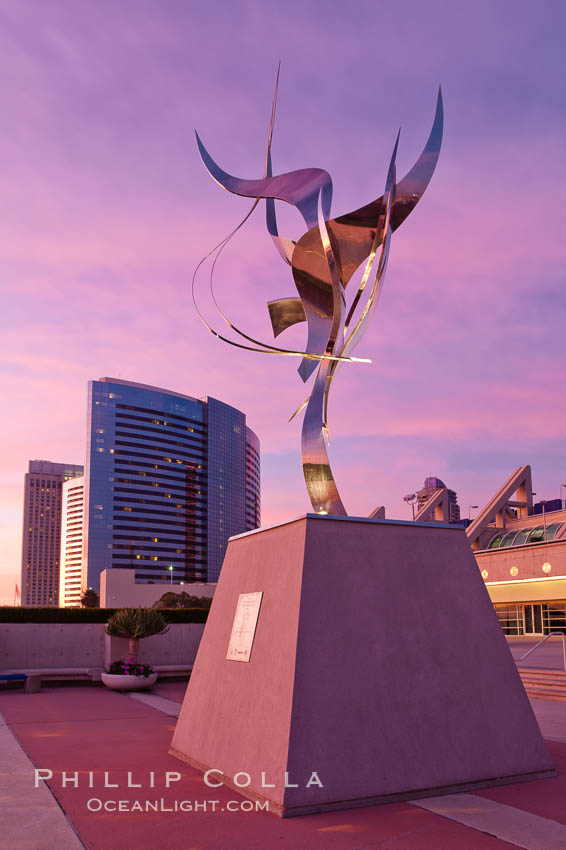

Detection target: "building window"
[494, 604, 523, 635]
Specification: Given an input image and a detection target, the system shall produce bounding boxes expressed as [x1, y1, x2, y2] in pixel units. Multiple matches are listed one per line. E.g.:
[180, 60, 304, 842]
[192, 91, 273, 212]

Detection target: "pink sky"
[1, 0, 565, 603]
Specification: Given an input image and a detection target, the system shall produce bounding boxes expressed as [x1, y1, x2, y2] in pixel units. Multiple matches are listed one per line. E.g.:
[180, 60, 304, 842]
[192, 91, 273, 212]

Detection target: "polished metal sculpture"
[193, 73, 443, 515]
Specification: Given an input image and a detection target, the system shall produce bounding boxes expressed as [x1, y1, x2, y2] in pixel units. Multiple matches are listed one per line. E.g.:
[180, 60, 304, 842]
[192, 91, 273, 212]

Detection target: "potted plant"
[102, 608, 168, 691]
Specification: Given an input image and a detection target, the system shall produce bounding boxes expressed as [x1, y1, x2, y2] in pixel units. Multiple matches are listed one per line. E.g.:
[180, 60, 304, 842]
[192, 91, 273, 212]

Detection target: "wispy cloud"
[1, 0, 564, 599]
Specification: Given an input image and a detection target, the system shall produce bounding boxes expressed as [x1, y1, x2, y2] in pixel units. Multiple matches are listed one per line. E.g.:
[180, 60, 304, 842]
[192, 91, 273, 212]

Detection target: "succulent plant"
[105, 608, 167, 661]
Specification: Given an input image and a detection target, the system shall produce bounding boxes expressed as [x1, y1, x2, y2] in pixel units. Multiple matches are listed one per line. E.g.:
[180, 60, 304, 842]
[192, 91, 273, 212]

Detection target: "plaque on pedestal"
[226, 592, 263, 662]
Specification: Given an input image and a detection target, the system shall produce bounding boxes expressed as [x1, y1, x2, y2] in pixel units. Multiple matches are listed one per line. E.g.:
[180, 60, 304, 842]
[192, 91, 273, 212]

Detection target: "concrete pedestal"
[170, 514, 554, 817]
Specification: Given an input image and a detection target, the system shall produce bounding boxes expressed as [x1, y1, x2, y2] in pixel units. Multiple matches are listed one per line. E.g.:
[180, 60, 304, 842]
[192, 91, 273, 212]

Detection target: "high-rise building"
[416, 476, 461, 524]
[245, 430, 261, 532]
[82, 378, 260, 592]
[21, 460, 84, 607]
[59, 476, 85, 607]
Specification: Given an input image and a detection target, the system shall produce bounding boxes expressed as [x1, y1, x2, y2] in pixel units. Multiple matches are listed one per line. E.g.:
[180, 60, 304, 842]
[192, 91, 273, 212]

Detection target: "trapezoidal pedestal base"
[170, 514, 555, 817]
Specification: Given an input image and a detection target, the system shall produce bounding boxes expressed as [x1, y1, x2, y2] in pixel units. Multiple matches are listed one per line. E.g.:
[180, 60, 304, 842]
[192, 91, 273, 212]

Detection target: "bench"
[153, 665, 193, 679]
[0, 673, 41, 693]
[0, 667, 191, 691]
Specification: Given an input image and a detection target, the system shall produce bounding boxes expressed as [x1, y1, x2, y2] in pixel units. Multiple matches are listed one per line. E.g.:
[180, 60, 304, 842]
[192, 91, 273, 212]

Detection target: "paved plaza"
[2, 674, 566, 850]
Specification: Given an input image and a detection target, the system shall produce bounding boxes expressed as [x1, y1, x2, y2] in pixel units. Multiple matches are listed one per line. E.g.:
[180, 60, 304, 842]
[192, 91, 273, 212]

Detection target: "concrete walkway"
[0, 711, 84, 850]
[1, 681, 566, 850]
[413, 793, 566, 850]
[129, 690, 180, 716]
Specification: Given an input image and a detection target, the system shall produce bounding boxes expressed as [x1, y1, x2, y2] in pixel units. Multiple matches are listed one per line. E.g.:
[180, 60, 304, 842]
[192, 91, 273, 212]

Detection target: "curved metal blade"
[196, 132, 333, 232]
[265, 65, 296, 266]
[322, 133, 397, 438]
[268, 297, 306, 337]
[268, 89, 443, 343]
[195, 129, 339, 378]
[301, 357, 347, 515]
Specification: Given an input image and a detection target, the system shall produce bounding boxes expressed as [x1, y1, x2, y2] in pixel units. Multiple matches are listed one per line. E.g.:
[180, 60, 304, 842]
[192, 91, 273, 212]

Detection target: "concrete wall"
[0, 622, 205, 672]
[0, 623, 104, 670]
[477, 540, 566, 585]
[100, 568, 216, 608]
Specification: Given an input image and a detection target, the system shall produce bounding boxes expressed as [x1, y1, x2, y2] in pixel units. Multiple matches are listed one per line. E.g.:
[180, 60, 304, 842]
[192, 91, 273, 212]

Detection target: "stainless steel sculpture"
[193, 73, 443, 515]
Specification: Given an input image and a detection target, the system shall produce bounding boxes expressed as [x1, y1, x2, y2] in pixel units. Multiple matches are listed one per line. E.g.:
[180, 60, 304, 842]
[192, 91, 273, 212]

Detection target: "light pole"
[403, 493, 417, 520]
[561, 484, 566, 511]
[168, 564, 174, 585]
[540, 500, 547, 540]
[468, 505, 479, 520]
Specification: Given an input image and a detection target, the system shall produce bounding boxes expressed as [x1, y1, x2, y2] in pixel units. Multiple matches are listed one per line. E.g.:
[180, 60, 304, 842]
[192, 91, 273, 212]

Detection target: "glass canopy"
[487, 522, 565, 550]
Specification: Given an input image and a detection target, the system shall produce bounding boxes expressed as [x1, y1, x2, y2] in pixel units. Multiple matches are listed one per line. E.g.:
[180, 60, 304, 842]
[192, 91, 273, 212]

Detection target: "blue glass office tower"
[84, 378, 260, 589]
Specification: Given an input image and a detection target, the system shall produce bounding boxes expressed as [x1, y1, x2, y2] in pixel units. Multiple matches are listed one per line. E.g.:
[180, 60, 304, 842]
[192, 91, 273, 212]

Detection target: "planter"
[101, 672, 158, 691]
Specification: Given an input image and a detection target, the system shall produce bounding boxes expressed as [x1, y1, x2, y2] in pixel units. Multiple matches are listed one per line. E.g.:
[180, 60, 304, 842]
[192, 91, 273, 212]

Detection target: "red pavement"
[475, 743, 566, 827]
[1, 681, 560, 850]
